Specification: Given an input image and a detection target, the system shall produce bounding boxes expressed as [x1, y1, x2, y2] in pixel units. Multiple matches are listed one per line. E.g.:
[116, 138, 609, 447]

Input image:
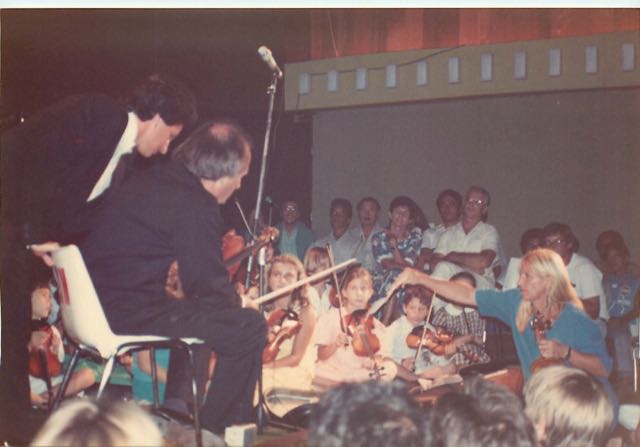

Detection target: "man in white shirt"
[1, 74, 197, 442]
[431, 186, 500, 290]
[343, 197, 384, 273]
[541, 222, 608, 322]
[416, 189, 462, 272]
[313, 198, 354, 265]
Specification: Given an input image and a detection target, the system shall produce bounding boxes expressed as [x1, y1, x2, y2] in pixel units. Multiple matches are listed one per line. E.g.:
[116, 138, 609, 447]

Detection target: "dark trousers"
[110, 300, 266, 432]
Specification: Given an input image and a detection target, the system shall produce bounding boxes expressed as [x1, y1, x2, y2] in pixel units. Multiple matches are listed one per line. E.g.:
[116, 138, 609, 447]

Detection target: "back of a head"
[30, 398, 163, 447]
[308, 381, 428, 447]
[524, 365, 613, 447]
[173, 119, 251, 181]
[430, 376, 537, 447]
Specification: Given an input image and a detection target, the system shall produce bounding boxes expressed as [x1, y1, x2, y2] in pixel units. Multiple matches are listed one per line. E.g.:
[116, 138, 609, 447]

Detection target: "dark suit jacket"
[1, 94, 128, 244]
[81, 160, 241, 328]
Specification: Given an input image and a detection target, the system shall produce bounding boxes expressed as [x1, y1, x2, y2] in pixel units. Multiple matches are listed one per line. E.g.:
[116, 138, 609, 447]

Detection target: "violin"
[344, 308, 397, 381]
[262, 308, 302, 364]
[529, 312, 564, 374]
[223, 227, 279, 282]
[345, 309, 381, 357]
[406, 325, 454, 357]
[28, 320, 62, 379]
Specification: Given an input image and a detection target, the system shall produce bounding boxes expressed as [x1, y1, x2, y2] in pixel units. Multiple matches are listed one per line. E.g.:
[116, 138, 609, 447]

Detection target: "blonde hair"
[515, 248, 583, 332]
[30, 398, 163, 446]
[267, 254, 311, 311]
[524, 365, 613, 447]
[303, 247, 330, 276]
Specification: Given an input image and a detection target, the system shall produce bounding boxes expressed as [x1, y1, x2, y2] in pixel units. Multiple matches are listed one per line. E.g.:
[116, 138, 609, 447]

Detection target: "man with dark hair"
[308, 381, 429, 447]
[313, 198, 354, 264]
[417, 189, 463, 272]
[430, 376, 537, 447]
[345, 196, 384, 273]
[80, 120, 266, 433]
[542, 222, 606, 321]
[0, 74, 197, 442]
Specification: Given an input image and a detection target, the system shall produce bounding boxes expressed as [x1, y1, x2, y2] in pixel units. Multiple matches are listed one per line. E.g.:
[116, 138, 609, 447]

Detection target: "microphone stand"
[247, 71, 280, 433]
[244, 72, 278, 291]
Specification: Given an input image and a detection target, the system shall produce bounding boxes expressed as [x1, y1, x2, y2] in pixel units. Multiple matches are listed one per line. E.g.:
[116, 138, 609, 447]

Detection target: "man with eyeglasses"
[276, 200, 315, 261]
[430, 186, 501, 292]
[541, 222, 607, 323]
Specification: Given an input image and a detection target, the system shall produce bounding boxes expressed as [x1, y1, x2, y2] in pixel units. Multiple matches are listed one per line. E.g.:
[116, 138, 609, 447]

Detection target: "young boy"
[385, 285, 455, 381]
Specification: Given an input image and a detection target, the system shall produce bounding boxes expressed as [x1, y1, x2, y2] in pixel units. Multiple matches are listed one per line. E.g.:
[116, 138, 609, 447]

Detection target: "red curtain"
[304, 9, 639, 61]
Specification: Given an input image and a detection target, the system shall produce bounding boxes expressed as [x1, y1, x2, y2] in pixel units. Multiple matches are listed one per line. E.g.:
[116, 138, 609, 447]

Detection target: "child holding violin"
[260, 255, 317, 395]
[429, 272, 490, 371]
[313, 266, 396, 389]
[28, 282, 95, 408]
[303, 247, 333, 318]
[384, 284, 454, 381]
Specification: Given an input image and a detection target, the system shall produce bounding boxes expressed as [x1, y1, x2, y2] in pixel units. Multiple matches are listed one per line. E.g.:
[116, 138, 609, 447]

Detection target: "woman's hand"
[538, 338, 569, 359]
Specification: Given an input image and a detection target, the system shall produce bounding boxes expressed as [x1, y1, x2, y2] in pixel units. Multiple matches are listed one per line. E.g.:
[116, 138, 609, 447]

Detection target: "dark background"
[1, 9, 314, 229]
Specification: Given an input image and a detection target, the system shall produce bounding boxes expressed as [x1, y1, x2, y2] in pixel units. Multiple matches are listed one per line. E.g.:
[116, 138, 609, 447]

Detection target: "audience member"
[417, 189, 462, 272]
[313, 198, 354, 265]
[308, 381, 428, 447]
[524, 365, 613, 447]
[502, 228, 544, 290]
[344, 197, 384, 273]
[602, 241, 639, 391]
[276, 200, 315, 261]
[30, 398, 164, 446]
[371, 196, 422, 323]
[431, 185, 501, 291]
[595, 230, 638, 274]
[131, 349, 170, 404]
[542, 222, 606, 321]
[429, 375, 537, 447]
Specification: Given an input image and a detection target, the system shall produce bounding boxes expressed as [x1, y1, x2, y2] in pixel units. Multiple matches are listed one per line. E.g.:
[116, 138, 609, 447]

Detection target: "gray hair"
[173, 119, 252, 181]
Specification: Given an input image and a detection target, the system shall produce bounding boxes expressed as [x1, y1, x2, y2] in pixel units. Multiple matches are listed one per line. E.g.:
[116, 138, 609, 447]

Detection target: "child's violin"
[28, 320, 62, 379]
[345, 309, 381, 358]
[262, 308, 301, 364]
[406, 324, 454, 357]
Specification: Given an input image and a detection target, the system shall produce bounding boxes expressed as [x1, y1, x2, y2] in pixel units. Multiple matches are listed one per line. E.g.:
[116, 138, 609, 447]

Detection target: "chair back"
[51, 245, 117, 357]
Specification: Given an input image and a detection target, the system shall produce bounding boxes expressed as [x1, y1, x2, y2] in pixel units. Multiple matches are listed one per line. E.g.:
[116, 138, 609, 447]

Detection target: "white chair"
[50, 245, 204, 446]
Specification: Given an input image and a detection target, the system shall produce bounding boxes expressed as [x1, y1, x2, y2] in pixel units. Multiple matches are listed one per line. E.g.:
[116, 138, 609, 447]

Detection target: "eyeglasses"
[465, 198, 485, 207]
[542, 238, 565, 247]
[283, 205, 298, 212]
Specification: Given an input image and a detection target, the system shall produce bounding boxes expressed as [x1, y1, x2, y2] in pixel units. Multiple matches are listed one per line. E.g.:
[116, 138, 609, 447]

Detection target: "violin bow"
[325, 244, 349, 338]
[253, 258, 356, 306]
[411, 293, 437, 372]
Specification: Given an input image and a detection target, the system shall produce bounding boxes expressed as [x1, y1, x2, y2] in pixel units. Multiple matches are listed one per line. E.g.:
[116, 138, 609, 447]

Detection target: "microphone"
[264, 196, 277, 208]
[258, 46, 283, 79]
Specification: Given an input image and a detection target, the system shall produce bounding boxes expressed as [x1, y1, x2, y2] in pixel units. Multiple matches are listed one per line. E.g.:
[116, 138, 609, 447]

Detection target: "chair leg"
[150, 348, 160, 410]
[185, 345, 202, 447]
[52, 348, 81, 410]
[96, 356, 116, 399]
